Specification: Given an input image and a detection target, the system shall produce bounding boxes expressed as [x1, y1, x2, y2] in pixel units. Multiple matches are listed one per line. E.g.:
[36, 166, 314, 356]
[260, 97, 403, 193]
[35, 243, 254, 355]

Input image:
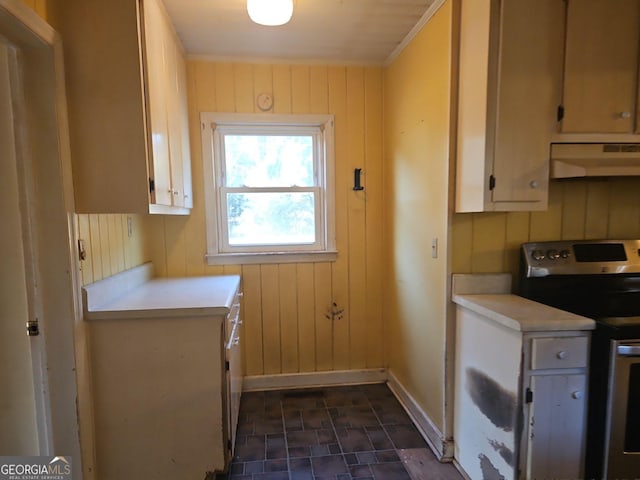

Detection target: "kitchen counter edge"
[82, 263, 241, 320]
[452, 293, 595, 332]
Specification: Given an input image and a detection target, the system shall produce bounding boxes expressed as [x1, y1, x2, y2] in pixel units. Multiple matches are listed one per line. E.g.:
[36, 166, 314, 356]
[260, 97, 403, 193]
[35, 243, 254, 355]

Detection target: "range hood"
[550, 143, 640, 178]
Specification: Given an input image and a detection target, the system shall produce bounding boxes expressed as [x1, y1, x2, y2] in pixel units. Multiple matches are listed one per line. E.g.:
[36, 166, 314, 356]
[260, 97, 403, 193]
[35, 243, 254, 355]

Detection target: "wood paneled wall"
[76, 214, 148, 286]
[146, 61, 385, 376]
[452, 178, 640, 283]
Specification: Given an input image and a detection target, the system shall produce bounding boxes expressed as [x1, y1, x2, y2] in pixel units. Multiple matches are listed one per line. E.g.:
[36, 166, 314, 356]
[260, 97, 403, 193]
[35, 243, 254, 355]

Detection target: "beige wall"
[144, 61, 386, 376]
[383, 1, 454, 433]
[452, 178, 640, 286]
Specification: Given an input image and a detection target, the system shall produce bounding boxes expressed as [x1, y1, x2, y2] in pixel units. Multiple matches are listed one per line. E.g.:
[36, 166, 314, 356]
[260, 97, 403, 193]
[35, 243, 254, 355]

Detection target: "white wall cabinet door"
[49, 0, 193, 215]
[561, 0, 640, 134]
[143, 0, 172, 207]
[456, 0, 564, 212]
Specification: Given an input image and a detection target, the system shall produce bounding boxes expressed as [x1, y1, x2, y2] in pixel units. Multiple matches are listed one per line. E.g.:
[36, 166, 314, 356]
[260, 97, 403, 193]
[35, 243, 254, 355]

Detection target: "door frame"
[0, 1, 87, 478]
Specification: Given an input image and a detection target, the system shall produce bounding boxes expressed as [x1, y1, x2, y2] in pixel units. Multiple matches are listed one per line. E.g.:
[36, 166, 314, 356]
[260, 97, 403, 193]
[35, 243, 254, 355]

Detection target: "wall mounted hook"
[353, 168, 364, 191]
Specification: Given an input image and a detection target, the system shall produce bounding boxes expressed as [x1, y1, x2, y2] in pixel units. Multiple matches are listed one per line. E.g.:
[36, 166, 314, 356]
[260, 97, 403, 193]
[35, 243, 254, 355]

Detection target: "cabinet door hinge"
[489, 174, 496, 191]
[149, 178, 155, 193]
[557, 105, 565, 122]
[225, 360, 230, 371]
[525, 387, 533, 404]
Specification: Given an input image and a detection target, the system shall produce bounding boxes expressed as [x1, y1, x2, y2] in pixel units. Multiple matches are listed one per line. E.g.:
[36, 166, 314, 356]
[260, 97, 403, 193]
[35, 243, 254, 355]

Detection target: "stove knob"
[547, 249, 560, 260]
[531, 250, 545, 261]
[560, 249, 570, 259]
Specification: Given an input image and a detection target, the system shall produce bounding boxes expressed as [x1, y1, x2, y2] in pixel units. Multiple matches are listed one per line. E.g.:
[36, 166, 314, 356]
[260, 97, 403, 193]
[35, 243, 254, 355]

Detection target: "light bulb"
[247, 0, 293, 26]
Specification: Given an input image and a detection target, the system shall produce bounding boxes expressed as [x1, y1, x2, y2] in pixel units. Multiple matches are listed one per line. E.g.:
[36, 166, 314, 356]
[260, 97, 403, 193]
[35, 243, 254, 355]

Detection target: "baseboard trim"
[453, 459, 471, 480]
[242, 368, 388, 392]
[386, 369, 455, 462]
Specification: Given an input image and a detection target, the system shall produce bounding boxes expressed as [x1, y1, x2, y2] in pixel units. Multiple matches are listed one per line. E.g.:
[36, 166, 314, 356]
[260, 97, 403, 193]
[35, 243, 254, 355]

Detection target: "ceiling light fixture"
[247, 0, 293, 26]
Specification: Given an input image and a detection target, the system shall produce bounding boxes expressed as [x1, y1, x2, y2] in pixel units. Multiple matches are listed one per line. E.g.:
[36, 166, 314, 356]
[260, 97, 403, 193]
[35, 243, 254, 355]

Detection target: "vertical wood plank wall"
[452, 178, 640, 284]
[145, 61, 385, 376]
[76, 214, 148, 286]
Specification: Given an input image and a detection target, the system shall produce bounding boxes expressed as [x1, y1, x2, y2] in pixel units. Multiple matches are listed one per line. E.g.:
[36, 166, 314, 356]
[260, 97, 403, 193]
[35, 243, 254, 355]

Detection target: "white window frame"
[201, 112, 337, 265]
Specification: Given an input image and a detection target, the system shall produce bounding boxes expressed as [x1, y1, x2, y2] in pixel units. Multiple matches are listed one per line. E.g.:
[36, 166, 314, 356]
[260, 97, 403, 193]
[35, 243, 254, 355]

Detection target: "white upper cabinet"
[50, 0, 192, 214]
[455, 0, 565, 212]
[560, 0, 640, 136]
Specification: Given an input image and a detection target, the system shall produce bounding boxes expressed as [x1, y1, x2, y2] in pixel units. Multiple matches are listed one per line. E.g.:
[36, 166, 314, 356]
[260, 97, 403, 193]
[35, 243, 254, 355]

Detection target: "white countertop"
[451, 273, 595, 332]
[83, 263, 241, 320]
[452, 293, 595, 332]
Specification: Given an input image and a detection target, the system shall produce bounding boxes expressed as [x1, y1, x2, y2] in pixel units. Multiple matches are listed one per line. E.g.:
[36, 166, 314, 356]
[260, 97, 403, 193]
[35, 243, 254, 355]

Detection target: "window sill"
[205, 250, 338, 265]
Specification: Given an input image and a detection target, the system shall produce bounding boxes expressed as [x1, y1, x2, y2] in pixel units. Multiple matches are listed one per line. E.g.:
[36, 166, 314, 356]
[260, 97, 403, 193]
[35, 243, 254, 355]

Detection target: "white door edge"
[5, 40, 54, 455]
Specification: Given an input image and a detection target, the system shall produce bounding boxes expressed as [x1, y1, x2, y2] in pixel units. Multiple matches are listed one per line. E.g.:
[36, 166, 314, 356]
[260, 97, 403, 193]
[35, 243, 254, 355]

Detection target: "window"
[201, 113, 336, 264]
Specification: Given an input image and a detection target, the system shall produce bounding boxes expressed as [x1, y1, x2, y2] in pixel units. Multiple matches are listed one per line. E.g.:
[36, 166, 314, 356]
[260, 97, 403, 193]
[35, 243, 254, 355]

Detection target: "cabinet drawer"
[531, 337, 588, 370]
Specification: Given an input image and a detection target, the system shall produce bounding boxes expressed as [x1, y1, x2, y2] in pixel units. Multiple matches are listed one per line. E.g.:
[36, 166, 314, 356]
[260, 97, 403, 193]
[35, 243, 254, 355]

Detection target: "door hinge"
[225, 360, 230, 371]
[489, 174, 496, 191]
[557, 105, 565, 122]
[26, 319, 39, 336]
[149, 178, 155, 193]
[525, 387, 533, 404]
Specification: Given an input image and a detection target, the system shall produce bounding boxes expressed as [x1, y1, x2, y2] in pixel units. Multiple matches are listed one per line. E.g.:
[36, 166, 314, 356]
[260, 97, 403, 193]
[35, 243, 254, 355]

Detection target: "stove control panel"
[521, 239, 640, 277]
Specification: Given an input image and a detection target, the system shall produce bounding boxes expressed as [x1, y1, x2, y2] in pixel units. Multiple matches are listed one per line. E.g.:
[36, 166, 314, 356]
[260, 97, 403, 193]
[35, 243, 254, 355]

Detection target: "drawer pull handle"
[556, 350, 568, 360]
[571, 391, 582, 400]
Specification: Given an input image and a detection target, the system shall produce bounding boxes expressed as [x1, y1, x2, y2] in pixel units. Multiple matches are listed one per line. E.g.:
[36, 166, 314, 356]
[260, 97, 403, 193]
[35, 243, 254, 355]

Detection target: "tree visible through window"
[201, 113, 336, 264]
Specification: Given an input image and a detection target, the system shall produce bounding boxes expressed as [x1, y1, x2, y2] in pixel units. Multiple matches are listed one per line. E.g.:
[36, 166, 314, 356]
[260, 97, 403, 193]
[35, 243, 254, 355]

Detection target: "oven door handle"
[617, 344, 640, 356]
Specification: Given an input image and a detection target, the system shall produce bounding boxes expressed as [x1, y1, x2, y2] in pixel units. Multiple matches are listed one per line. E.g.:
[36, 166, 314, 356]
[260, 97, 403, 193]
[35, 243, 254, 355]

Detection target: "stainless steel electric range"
[518, 239, 640, 480]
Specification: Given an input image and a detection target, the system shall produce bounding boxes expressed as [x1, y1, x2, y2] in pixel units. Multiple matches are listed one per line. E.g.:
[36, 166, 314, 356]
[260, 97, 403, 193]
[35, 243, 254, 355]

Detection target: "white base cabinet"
[453, 293, 593, 480]
[83, 269, 242, 479]
[89, 315, 229, 479]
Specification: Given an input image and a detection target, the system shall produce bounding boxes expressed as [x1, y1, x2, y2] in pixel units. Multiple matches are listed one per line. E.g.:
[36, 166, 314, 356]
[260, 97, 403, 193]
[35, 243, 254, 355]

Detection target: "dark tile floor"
[216, 383, 462, 480]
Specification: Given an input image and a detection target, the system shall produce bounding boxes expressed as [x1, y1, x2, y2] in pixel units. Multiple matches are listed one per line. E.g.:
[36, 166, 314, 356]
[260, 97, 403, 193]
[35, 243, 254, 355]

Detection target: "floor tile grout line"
[279, 396, 292, 480]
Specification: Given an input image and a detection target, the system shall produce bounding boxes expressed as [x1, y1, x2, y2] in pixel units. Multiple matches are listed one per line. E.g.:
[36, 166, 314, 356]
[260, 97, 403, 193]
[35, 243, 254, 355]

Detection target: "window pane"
[224, 135, 314, 187]
[227, 192, 316, 245]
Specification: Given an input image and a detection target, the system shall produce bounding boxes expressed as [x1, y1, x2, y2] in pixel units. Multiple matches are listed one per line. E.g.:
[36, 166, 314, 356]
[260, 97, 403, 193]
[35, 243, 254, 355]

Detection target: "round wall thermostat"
[257, 93, 273, 111]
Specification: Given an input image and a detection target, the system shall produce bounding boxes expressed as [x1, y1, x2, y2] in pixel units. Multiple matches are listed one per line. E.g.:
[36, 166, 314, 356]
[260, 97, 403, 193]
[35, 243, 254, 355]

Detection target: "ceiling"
[162, 0, 438, 65]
